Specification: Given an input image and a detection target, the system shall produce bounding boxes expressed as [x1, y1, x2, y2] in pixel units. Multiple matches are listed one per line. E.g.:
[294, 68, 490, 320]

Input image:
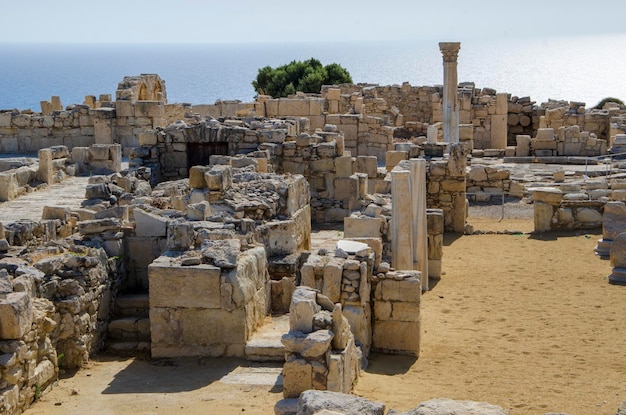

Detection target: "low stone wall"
[533, 186, 605, 232]
[149, 246, 269, 358]
[282, 286, 360, 398]
[0, 240, 116, 414]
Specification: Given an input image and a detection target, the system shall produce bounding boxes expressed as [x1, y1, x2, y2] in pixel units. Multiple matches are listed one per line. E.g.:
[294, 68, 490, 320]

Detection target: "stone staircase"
[106, 293, 151, 356]
[245, 314, 290, 362]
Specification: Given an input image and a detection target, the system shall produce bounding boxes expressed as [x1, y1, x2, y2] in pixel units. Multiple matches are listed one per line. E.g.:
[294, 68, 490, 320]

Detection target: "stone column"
[391, 170, 413, 271]
[38, 148, 54, 185]
[439, 42, 461, 144]
[410, 159, 429, 290]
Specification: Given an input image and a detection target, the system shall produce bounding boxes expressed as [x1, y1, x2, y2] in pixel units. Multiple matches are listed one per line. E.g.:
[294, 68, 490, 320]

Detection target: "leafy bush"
[594, 97, 624, 109]
[252, 58, 352, 98]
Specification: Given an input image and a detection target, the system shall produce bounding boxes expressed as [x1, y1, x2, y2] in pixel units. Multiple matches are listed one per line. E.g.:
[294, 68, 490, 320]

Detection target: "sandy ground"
[24, 217, 625, 415]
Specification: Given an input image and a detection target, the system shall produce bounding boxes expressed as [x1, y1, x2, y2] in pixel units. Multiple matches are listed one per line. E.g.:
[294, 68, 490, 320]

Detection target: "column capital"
[439, 42, 461, 63]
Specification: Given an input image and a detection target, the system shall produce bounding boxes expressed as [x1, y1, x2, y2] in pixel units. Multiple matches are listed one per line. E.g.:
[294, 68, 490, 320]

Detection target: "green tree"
[252, 58, 352, 98]
[594, 97, 624, 109]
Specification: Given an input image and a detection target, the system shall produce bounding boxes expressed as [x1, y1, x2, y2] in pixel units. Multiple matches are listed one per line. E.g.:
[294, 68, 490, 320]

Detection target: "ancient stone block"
[205, 165, 232, 191]
[344, 216, 382, 238]
[290, 287, 320, 334]
[189, 165, 210, 189]
[372, 320, 420, 356]
[534, 201, 554, 232]
[0, 292, 32, 340]
[134, 208, 168, 237]
[322, 258, 343, 303]
[149, 257, 221, 309]
[283, 358, 312, 398]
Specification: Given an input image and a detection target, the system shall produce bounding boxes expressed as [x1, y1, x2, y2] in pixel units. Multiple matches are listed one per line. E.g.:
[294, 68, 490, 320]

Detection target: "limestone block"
[344, 216, 382, 238]
[400, 398, 508, 415]
[189, 165, 210, 189]
[187, 201, 211, 221]
[374, 276, 421, 303]
[490, 115, 507, 149]
[385, 151, 408, 172]
[78, 218, 122, 235]
[281, 330, 333, 357]
[116, 100, 134, 117]
[149, 257, 221, 309]
[495, 93, 508, 115]
[326, 88, 341, 101]
[283, 358, 312, 398]
[94, 206, 129, 221]
[534, 201, 554, 232]
[355, 156, 378, 178]
[391, 301, 420, 322]
[342, 305, 371, 354]
[134, 208, 168, 237]
[290, 287, 320, 334]
[516, 135, 531, 157]
[167, 220, 195, 250]
[576, 208, 602, 223]
[468, 166, 487, 182]
[603, 202, 626, 240]
[322, 258, 343, 303]
[0, 292, 32, 339]
[151, 308, 246, 358]
[535, 128, 555, 141]
[298, 390, 385, 415]
[373, 319, 420, 356]
[531, 187, 562, 205]
[334, 176, 359, 203]
[42, 206, 71, 222]
[205, 165, 232, 191]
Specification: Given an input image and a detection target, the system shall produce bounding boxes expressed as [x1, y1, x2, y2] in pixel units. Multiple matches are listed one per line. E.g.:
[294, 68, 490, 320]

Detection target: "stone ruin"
[1, 44, 626, 414]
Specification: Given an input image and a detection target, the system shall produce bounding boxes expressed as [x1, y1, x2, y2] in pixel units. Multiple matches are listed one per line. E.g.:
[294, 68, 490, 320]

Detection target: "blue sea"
[1, 34, 625, 111]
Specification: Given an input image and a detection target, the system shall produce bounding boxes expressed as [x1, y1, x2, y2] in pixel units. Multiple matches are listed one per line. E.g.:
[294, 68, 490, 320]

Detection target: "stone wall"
[538, 100, 612, 148]
[149, 246, 269, 358]
[282, 286, 360, 398]
[0, 237, 117, 414]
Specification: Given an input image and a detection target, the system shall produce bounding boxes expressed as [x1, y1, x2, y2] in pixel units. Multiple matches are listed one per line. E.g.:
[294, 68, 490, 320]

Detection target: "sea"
[1, 34, 625, 111]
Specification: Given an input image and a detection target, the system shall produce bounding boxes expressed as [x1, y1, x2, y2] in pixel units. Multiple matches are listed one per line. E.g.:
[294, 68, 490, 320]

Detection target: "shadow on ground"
[364, 352, 417, 376]
[100, 355, 256, 394]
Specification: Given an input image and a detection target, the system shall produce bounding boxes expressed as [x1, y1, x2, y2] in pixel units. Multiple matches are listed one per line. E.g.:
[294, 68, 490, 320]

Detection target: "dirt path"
[24, 218, 625, 415]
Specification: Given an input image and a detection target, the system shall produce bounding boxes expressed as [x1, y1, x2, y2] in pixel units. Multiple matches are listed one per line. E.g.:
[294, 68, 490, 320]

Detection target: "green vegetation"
[594, 97, 624, 109]
[252, 58, 352, 98]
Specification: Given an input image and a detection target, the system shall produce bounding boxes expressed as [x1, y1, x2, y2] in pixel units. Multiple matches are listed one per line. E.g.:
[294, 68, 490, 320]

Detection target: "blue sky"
[1, 0, 625, 43]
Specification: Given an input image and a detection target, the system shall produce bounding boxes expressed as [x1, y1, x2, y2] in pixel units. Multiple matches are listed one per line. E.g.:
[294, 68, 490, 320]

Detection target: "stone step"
[245, 315, 290, 362]
[108, 317, 151, 341]
[114, 293, 150, 318]
[107, 341, 151, 356]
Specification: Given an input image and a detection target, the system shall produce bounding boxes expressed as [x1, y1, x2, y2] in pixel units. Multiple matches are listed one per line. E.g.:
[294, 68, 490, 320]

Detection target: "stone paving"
[0, 175, 90, 224]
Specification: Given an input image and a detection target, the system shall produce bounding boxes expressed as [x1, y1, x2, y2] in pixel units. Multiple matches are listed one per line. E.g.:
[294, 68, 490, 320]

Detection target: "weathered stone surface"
[189, 165, 210, 189]
[205, 165, 233, 191]
[187, 201, 211, 221]
[0, 292, 32, 339]
[281, 330, 333, 357]
[134, 208, 168, 237]
[167, 220, 195, 250]
[149, 257, 221, 309]
[534, 201, 554, 232]
[78, 218, 122, 235]
[297, 390, 385, 415]
[201, 239, 240, 268]
[603, 202, 626, 240]
[610, 232, 626, 269]
[322, 258, 343, 303]
[576, 208, 602, 223]
[531, 187, 562, 205]
[290, 286, 320, 334]
[283, 358, 312, 398]
[388, 398, 508, 415]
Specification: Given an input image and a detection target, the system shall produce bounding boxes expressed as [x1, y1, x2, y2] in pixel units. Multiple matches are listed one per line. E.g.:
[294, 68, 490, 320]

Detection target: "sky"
[1, 0, 625, 44]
